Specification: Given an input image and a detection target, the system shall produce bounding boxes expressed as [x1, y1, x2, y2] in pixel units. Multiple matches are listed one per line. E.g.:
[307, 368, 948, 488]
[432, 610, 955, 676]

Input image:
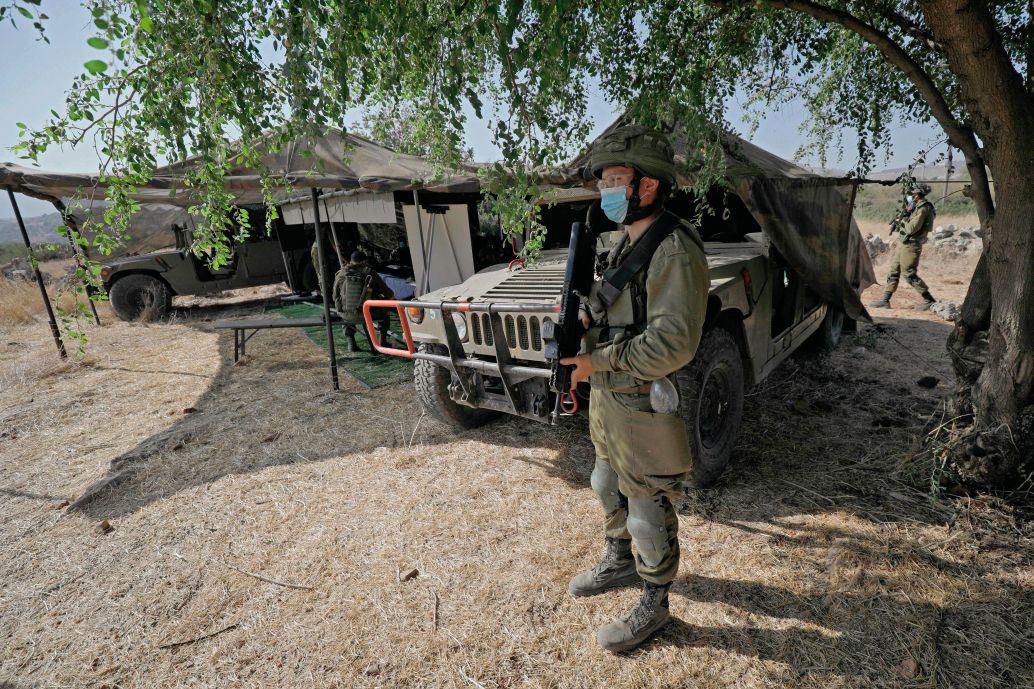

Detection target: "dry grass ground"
[1, 250, 1031, 689]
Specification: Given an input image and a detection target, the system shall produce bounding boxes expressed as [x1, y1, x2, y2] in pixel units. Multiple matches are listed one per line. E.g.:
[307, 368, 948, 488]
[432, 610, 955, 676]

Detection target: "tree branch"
[873, 3, 940, 50]
[710, 0, 993, 226]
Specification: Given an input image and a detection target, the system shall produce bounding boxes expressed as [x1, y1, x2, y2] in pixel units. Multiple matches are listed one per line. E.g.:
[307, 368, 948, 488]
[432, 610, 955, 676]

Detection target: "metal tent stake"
[7, 189, 67, 359]
[311, 188, 339, 390]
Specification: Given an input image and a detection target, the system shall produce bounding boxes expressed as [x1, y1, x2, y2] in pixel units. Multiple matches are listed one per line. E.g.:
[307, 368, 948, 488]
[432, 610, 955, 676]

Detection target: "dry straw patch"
[1, 276, 1032, 689]
[0, 277, 41, 324]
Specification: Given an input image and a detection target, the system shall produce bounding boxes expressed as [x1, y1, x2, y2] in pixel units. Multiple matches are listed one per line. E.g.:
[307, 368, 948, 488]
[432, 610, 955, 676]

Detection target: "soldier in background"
[333, 250, 395, 352]
[870, 184, 938, 310]
[309, 228, 342, 296]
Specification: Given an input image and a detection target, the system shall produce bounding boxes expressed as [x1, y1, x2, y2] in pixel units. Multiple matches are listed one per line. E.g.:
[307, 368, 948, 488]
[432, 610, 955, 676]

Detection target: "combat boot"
[868, 293, 892, 309]
[914, 292, 936, 311]
[346, 334, 360, 353]
[568, 537, 640, 597]
[596, 581, 672, 653]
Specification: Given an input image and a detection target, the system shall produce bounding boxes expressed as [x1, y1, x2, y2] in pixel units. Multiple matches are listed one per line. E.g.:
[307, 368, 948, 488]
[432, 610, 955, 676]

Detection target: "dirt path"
[1, 257, 1031, 689]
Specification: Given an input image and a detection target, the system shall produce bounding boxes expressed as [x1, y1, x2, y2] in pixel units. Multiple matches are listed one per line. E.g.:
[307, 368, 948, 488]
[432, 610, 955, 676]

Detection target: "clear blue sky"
[0, 5, 941, 219]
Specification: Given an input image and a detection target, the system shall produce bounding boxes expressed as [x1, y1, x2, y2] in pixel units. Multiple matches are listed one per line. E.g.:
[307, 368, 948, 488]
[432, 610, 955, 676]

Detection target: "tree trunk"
[973, 179, 1034, 415]
[922, 0, 1034, 484]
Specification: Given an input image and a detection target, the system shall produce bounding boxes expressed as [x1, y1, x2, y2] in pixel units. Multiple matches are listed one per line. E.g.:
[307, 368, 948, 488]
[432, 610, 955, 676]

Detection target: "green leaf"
[17, 7, 33, 19]
[94, 18, 109, 30]
[83, 59, 107, 75]
[87, 37, 108, 49]
[140, 16, 154, 33]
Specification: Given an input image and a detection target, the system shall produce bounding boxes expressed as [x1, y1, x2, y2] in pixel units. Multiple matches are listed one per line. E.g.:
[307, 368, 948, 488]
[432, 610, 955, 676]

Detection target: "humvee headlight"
[406, 306, 424, 324]
[451, 312, 468, 342]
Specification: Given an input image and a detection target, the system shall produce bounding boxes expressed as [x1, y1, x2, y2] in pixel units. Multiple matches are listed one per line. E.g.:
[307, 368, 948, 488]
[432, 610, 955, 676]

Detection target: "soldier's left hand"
[560, 353, 595, 386]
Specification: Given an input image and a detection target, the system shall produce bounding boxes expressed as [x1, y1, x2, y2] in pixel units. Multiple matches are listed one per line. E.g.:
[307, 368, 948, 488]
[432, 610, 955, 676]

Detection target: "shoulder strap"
[596, 212, 680, 309]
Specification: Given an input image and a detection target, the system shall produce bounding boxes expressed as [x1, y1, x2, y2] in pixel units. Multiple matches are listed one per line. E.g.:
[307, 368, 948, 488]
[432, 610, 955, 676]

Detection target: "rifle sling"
[596, 212, 680, 309]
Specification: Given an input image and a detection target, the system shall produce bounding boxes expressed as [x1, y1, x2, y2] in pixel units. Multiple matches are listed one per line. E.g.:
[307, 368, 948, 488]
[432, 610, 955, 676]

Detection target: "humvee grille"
[469, 313, 546, 352]
[517, 316, 530, 350]
[505, 315, 517, 348]
[471, 313, 495, 347]
[482, 314, 494, 345]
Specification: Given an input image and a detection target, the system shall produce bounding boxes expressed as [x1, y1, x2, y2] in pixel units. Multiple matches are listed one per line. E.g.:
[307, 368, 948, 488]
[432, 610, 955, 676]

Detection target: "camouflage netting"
[567, 120, 876, 323]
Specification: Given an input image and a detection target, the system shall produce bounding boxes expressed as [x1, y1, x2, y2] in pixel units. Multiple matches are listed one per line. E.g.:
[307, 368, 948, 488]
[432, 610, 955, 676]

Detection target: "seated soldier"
[333, 251, 395, 352]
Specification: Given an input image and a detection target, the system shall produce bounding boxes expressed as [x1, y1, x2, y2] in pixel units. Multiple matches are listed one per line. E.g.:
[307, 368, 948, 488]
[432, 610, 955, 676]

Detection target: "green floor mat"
[274, 302, 413, 388]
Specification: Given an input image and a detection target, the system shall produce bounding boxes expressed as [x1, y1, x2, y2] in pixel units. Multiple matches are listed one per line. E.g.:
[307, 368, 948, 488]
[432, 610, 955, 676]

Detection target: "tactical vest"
[340, 264, 372, 324]
[590, 212, 704, 340]
[905, 200, 936, 243]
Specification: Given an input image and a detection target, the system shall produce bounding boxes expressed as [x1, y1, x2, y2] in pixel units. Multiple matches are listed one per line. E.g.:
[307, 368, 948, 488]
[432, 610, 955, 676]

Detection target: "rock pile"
[863, 223, 983, 259]
[931, 301, 961, 322]
[0, 257, 44, 283]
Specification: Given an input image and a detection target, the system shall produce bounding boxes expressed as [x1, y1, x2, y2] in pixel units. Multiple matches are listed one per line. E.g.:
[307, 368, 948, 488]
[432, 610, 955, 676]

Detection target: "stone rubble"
[863, 224, 983, 259]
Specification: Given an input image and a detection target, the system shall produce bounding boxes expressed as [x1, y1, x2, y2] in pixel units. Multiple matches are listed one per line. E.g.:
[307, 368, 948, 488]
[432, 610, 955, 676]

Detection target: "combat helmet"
[588, 125, 678, 186]
[911, 182, 932, 197]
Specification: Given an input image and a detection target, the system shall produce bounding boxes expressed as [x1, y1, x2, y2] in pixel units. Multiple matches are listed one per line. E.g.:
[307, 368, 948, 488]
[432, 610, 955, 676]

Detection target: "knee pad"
[590, 460, 624, 513]
[626, 496, 669, 568]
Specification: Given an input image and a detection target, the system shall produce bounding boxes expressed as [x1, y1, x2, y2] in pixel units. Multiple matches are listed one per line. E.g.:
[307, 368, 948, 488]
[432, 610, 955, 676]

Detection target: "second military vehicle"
[100, 208, 317, 321]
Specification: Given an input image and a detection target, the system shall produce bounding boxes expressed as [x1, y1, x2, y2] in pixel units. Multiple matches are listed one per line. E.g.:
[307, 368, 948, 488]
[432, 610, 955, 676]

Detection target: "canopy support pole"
[312, 188, 339, 390]
[52, 200, 100, 326]
[412, 189, 428, 296]
[7, 189, 67, 359]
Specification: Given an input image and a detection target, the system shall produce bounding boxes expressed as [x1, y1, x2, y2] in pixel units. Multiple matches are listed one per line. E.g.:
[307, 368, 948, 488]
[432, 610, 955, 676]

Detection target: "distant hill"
[0, 212, 66, 245]
[799, 163, 972, 182]
[868, 163, 969, 182]
[0, 209, 174, 257]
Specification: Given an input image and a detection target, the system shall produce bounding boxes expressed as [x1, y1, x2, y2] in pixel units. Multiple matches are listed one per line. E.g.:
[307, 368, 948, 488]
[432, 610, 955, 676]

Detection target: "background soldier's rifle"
[543, 221, 595, 423]
[888, 175, 915, 237]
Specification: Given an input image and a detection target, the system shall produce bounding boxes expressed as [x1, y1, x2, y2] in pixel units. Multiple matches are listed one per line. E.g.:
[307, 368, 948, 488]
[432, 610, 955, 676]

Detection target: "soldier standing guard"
[560, 126, 710, 653]
[869, 183, 938, 310]
[309, 227, 340, 296]
[333, 250, 395, 352]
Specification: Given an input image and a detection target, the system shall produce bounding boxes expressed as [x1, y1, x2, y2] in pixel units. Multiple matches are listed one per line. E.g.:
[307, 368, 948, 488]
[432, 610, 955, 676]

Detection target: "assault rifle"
[543, 221, 596, 423]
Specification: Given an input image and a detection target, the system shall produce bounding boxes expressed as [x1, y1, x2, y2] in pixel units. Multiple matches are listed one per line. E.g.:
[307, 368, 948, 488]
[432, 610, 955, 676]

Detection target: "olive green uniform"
[333, 262, 394, 341]
[885, 199, 934, 296]
[585, 211, 709, 586]
[311, 242, 325, 293]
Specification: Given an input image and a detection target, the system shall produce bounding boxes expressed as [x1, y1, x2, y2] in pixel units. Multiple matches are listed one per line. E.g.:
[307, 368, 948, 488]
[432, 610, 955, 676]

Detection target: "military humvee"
[365, 191, 851, 486]
[100, 209, 317, 321]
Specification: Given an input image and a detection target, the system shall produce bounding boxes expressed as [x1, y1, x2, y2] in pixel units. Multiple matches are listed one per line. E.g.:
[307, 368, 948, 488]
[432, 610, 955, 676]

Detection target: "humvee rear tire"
[677, 327, 745, 488]
[414, 345, 500, 429]
[109, 274, 172, 322]
[803, 304, 845, 353]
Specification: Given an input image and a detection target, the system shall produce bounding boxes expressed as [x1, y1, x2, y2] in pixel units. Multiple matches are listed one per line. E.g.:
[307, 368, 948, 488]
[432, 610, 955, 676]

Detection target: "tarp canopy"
[565, 119, 876, 322]
[0, 130, 481, 208]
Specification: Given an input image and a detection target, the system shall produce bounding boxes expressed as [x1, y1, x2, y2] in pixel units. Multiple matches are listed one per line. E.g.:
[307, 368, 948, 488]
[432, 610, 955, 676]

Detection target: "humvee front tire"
[677, 327, 745, 487]
[109, 274, 172, 322]
[414, 345, 499, 429]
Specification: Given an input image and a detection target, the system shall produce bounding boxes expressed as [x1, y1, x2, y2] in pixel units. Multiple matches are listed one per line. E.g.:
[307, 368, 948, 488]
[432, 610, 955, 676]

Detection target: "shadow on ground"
[11, 298, 1033, 688]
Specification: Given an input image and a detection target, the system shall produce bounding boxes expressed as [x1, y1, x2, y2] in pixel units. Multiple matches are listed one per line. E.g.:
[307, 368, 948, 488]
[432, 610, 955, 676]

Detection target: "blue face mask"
[599, 186, 629, 224]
